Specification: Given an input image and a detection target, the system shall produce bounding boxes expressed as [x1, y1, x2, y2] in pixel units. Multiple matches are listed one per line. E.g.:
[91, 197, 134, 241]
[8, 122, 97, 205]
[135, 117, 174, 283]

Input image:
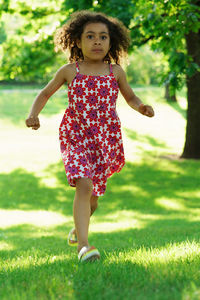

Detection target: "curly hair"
[54, 10, 130, 64]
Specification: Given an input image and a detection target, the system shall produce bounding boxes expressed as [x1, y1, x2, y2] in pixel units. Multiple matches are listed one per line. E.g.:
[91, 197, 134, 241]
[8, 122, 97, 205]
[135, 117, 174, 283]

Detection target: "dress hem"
[65, 160, 126, 197]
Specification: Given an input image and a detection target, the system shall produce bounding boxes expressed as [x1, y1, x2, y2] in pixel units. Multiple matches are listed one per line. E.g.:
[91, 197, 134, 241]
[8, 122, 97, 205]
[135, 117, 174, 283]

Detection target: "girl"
[25, 10, 154, 262]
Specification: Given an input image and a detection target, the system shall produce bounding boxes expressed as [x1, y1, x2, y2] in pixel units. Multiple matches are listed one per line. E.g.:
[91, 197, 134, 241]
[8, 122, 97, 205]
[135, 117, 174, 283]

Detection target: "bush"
[126, 45, 165, 85]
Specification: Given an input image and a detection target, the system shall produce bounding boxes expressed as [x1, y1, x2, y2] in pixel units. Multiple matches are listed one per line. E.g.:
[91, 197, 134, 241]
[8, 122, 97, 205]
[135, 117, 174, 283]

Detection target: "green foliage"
[0, 21, 7, 44]
[0, 0, 10, 15]
[0, 0, 199, 86]
[126, 45, 165, 85]
[62, 0, 94, 12]
[129, 0, 200, 90]
[1, 35, 57, 82]
[0, 0, 66, 82]
[94, 0, 134, 27]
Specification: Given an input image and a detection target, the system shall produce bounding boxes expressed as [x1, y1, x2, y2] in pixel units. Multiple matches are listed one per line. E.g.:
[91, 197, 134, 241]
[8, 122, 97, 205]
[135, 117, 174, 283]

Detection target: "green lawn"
[0, 84, 200, 300]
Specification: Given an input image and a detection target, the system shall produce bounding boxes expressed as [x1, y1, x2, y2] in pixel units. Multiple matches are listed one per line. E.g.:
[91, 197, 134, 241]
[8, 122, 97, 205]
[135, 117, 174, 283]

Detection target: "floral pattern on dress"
[59, 62, 125, 196]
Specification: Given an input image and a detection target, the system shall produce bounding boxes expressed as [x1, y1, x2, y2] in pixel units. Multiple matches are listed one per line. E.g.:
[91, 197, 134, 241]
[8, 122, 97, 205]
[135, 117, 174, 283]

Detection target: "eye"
[101, 35, 107, 40]
[87, 35, 94, 39]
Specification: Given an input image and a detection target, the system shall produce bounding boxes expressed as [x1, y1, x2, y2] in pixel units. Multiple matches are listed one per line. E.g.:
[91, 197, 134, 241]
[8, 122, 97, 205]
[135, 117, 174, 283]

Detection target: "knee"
[76, 178, 93, 195]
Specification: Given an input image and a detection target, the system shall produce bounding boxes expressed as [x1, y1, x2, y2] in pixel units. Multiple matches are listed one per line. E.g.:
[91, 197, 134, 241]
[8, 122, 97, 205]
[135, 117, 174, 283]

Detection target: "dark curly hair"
[54, 10, 130, 64]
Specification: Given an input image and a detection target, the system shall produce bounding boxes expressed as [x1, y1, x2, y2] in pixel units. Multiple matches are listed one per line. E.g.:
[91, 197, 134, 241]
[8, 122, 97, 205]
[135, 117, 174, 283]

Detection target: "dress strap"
[75, 61, 80, 73]
[109, 63, 113, 74]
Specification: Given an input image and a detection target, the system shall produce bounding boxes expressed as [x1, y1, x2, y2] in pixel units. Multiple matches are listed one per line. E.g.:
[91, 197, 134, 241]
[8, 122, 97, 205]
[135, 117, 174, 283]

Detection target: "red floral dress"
[59, 62, 125, 196]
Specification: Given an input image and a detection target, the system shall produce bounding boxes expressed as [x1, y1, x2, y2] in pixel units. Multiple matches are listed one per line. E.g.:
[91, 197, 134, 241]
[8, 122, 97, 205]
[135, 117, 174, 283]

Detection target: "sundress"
[59, 62, 125, 196]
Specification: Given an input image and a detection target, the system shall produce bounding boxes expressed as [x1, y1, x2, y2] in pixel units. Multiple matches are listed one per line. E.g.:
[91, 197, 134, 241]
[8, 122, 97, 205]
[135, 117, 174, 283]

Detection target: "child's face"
[77, 22, 110, 62]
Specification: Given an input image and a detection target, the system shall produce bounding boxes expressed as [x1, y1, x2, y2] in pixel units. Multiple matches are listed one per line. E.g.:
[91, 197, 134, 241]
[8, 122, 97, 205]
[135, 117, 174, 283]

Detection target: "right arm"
[113, 64, 154, 117]
[26, 64, 69, 130]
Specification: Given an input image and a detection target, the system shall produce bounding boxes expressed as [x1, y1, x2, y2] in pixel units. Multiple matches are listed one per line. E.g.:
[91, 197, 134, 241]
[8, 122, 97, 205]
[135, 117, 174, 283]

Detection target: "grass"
[0, 84, 200, 300]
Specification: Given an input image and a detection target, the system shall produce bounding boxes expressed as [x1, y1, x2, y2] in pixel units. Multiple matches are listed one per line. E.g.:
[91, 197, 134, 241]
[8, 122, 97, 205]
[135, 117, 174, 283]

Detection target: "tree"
[0, 0, 65, 82]
[131, 0, 200, 159]
[182, 28, 200, 158]
[96, 0, 200, 159]
[164, 83, 177, 102]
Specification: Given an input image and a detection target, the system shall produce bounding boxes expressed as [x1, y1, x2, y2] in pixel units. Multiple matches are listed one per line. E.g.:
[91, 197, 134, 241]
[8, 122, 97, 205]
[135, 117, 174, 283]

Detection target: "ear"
[76, 39, 81, 49]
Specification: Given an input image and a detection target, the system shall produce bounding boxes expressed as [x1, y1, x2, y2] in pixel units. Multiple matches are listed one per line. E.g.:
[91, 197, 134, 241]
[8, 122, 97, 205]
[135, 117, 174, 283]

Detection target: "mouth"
[92, 49, 103, 53]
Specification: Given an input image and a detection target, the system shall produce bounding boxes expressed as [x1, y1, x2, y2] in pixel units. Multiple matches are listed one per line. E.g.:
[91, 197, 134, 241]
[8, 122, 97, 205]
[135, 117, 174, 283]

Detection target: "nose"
[94, 37, 101, 45]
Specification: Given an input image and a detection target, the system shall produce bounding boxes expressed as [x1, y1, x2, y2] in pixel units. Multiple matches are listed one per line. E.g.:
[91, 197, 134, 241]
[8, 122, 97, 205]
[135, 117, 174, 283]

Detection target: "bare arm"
[26, 65, 67, 130]
[117, 66, 154, 117]
[28, 66, 67, 117]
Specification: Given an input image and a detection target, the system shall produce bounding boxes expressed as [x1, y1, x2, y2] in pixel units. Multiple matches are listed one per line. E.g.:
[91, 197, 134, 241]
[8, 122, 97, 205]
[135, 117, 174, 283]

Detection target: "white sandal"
[78, 246, 100, 262]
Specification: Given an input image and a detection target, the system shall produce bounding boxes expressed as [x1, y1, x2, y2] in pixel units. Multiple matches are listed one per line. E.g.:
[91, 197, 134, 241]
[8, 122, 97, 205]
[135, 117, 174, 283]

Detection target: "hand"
[138, 103, 154, 117]
[25, 115, 40, 130]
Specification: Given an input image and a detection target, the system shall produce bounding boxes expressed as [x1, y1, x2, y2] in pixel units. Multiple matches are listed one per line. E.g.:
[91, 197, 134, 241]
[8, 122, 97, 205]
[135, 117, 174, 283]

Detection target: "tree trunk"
[164, 83, 177, 102]
[181, 30, 200, 159]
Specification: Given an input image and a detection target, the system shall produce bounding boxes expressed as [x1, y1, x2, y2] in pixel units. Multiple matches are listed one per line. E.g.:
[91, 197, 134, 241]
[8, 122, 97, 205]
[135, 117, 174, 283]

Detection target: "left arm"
[116, 65, 154, 117]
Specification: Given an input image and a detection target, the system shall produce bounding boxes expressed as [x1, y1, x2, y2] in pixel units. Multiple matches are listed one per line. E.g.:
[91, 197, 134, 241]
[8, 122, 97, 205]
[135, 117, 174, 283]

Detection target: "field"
[0, 84, 200, 300]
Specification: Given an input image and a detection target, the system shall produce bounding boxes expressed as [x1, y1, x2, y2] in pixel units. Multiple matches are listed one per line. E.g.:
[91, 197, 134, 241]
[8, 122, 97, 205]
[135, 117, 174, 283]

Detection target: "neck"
[78, 59, 110, 76]
[82, 57, 104, 65]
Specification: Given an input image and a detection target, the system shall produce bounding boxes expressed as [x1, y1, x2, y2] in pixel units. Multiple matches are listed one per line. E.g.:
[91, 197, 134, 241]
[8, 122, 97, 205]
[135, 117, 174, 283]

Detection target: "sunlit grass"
[155, 198, 186, 211]
[0, 84, 200, 300]
[0, 209, 70, 228]
[105, 240, 200, 265]
[3, 253, 71, 273]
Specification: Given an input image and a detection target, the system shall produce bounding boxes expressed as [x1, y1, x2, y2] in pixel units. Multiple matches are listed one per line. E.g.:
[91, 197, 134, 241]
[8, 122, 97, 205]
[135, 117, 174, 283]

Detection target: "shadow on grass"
[124, 127, 168, 149]
[105, 158, 200, 213]
[0, 167, 74, 215]
[1, 156, 200, 215]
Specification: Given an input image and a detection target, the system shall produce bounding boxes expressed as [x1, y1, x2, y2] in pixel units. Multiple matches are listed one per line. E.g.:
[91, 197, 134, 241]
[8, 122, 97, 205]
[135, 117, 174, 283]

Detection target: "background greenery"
[2, 0, 198, 87]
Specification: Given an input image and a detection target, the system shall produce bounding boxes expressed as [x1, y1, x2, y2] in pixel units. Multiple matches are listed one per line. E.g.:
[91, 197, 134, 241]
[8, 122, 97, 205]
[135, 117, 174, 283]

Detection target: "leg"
[70, 194, 99, 246]
[90, 194, 99, 216]
[73, 178, 93, 253]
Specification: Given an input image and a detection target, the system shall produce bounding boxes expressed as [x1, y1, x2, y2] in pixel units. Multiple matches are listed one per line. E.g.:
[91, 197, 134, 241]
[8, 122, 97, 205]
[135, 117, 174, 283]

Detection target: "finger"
[26, 117, 40, 127]
[143, 108, 148, 115]
[32, 122, 39, 127]
[139, 105, 146, 115]
[146, 107, 154, 117]
[26, 122, 33, 127]
[26, 118, 35, 127]
[149, 108, 154, 117]
[151, 110, 155, 117]
[32, 125, 40, 130]
[138, 103, 144, 112]
[25, 119, 31, 127]
[148, 111, 154, 117]
[144, 106, 151, 116]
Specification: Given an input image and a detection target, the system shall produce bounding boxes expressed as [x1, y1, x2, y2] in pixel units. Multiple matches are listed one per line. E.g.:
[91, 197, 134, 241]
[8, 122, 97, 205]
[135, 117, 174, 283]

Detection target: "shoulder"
[62, 63, 76, 71]
[59, 63, 76, 75]
[57, 63, 77, 85]
[112, 64, 126, 83]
